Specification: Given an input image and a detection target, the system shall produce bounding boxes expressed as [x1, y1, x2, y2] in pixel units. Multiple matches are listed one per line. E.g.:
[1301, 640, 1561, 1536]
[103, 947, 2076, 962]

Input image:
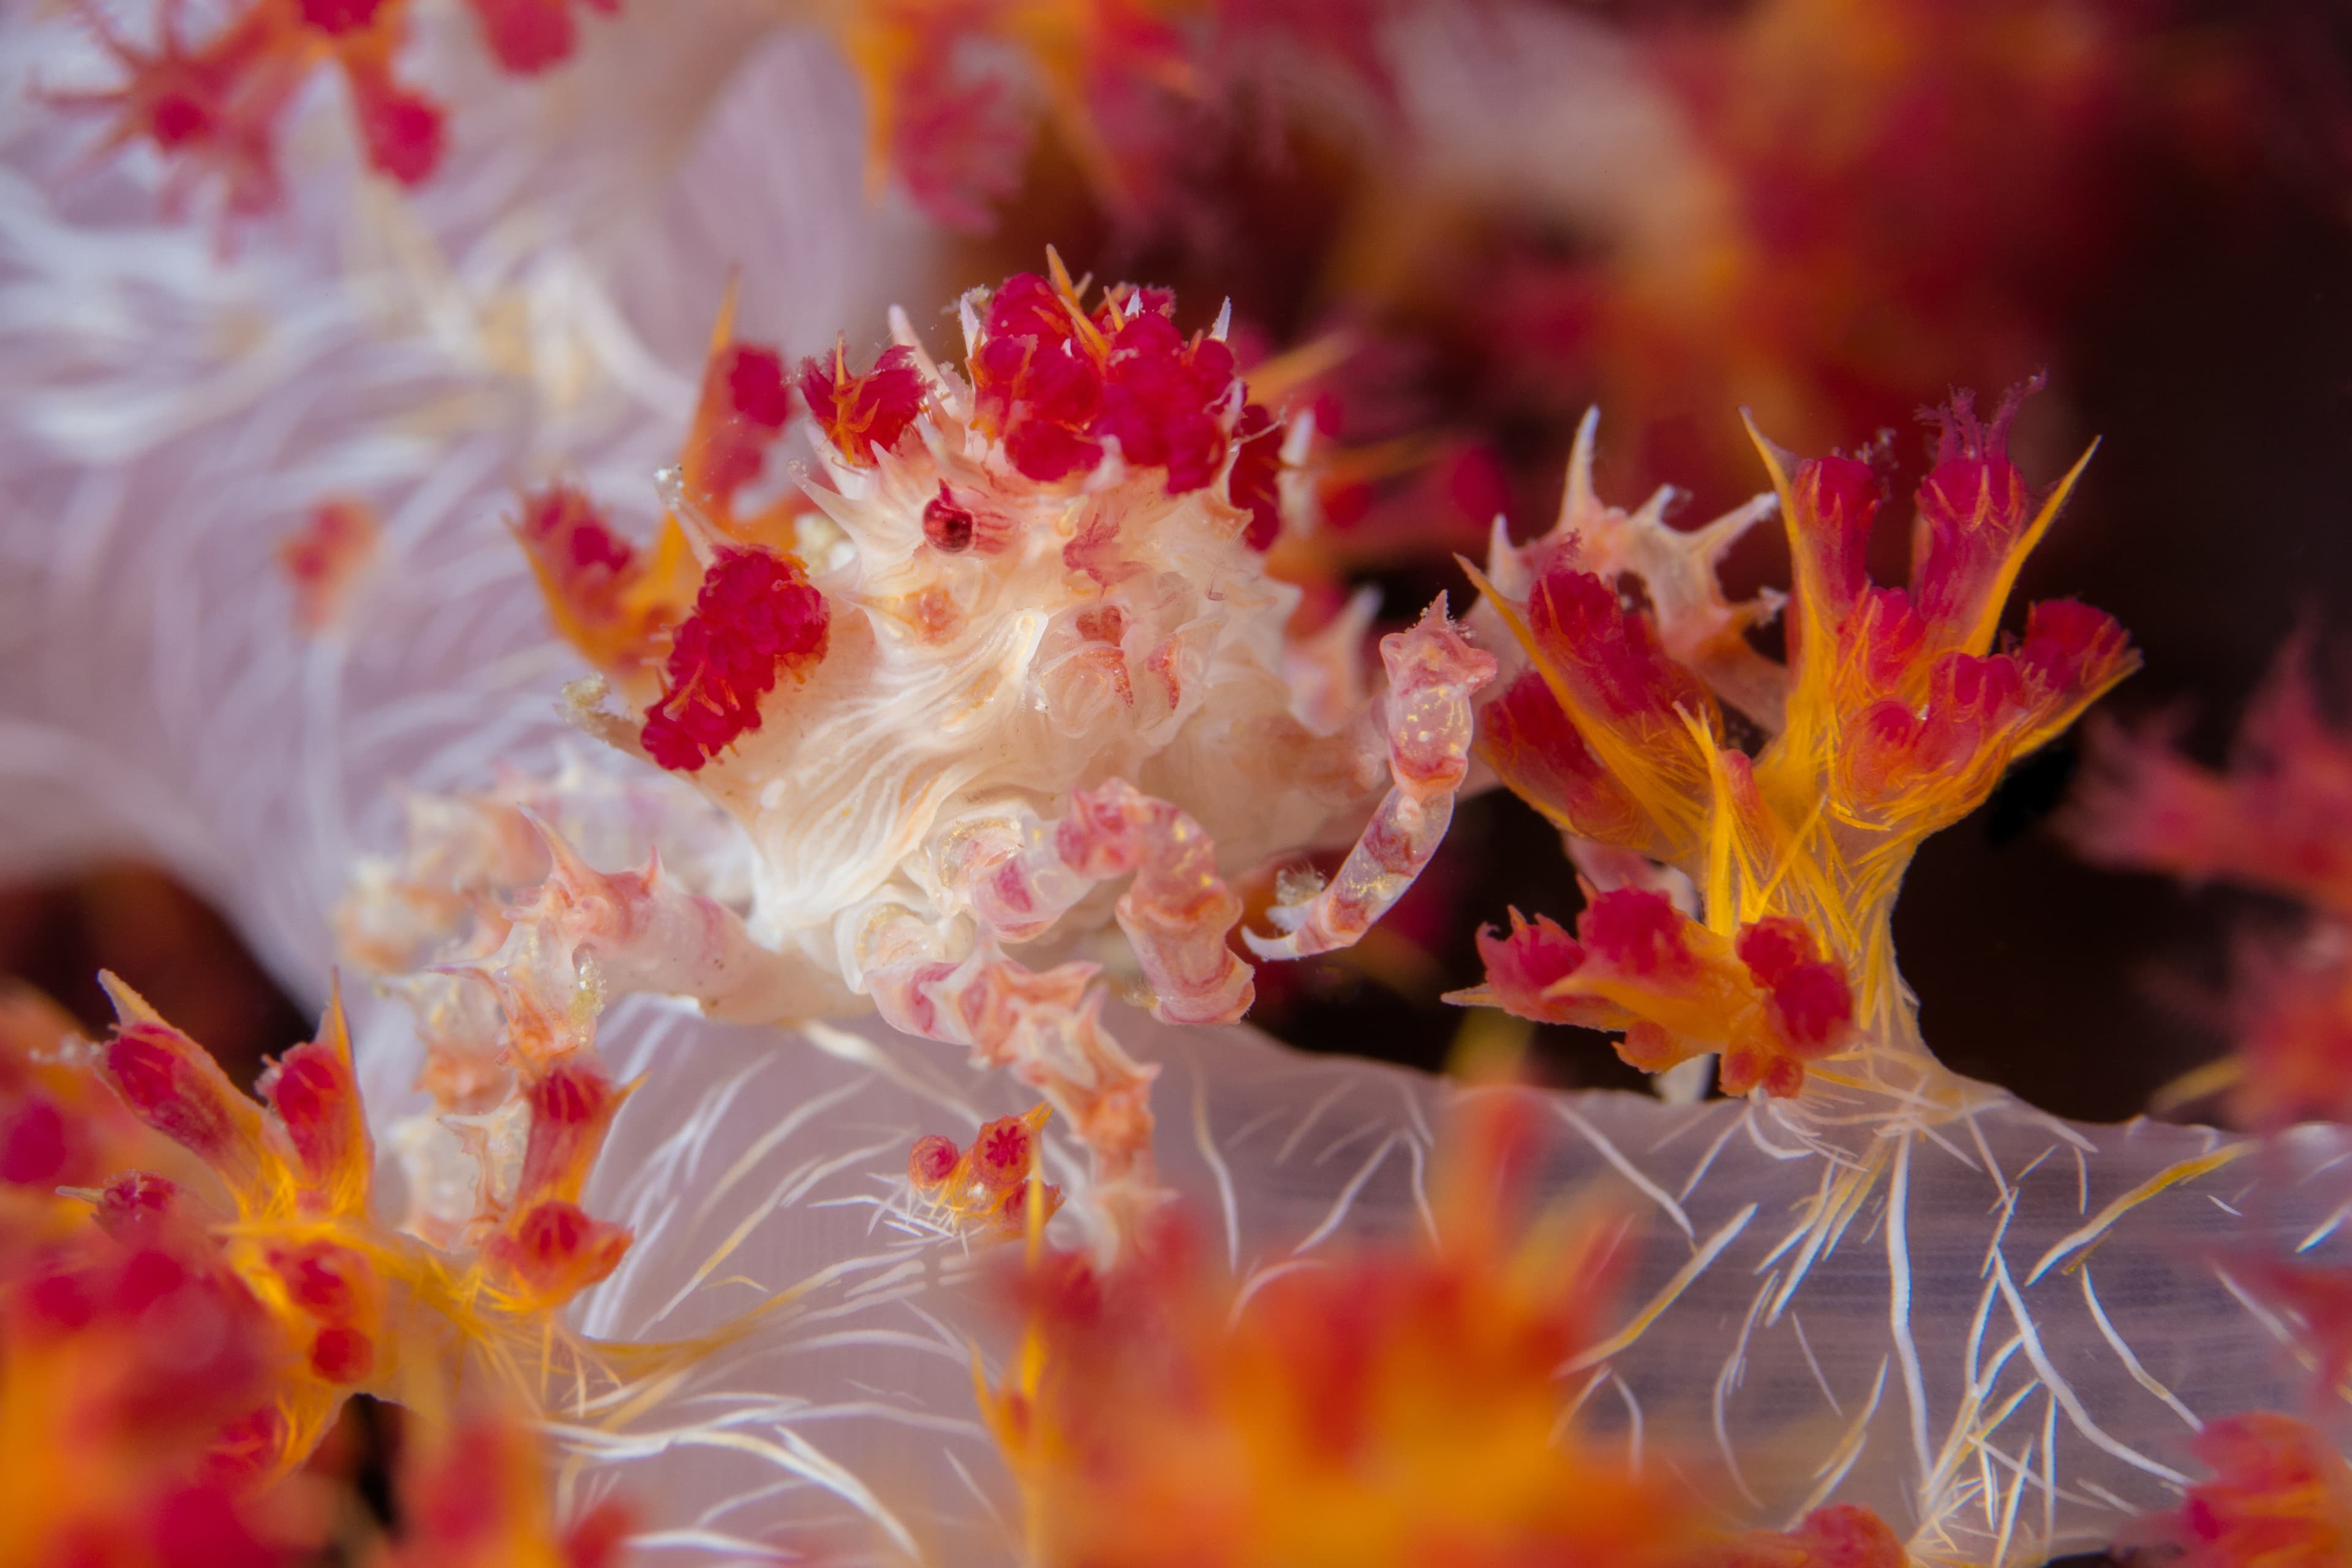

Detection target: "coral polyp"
[1457, 385, 2136, 1105]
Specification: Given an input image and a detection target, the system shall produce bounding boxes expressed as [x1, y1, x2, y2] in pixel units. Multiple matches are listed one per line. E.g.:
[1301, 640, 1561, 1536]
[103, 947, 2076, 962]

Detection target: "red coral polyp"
[299, 0, 389, 33]
[694, 345, 794, 502]
[56, 0, 617, 221]
[347, 66, 445, 186]
[798, 342, 926, 464]
[641, 548, 829, 772]
[2168, 1412, 2352, 1567]
[1095, 311, 1237, 492]
[1579, 889, 1691, 976]
[465, 0, 617, 75]
[1475, 909, 1585, 1003]
[970, 273, 1261, 500]
[487, 1199, 630, 1298]
[59, 0, 456, 212]
[1735, 918, 1855, 1050]
[1228, 402, 1283, 549]
[1910, 377, 2046, 627]
[1526, 566, 1713, 727]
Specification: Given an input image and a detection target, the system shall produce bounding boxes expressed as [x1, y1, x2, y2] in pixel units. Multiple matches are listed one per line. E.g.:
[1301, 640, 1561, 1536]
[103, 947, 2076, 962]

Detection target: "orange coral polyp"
[83, 976, 639, 1475]
[907, 1106, 1064, 1237]
[1461, 384, 2133, 1092]
[983, 1098, 1779, 1567]
[2166, 1412, 2352, 1568]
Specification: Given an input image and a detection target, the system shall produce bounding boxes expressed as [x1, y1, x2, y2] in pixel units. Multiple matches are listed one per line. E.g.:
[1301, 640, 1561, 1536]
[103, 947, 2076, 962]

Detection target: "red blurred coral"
[464, 0, 617, 75]
[275, 497, 381, 635]
[2161, 1412, 2352, 1568]
[2069, 635, 2352, 1126]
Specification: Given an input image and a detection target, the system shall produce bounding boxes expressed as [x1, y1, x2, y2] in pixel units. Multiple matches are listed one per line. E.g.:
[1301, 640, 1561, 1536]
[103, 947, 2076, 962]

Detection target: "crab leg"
[861, 914, 1160, 1207]
[1247, 597, 1498, 960]
[451, 815, 854, 1061]
[962, 778, 1253, 1026]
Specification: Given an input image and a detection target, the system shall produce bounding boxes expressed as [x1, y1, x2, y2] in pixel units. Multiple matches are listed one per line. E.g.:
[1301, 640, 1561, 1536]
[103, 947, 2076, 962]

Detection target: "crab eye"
[922, 486, 976, 553]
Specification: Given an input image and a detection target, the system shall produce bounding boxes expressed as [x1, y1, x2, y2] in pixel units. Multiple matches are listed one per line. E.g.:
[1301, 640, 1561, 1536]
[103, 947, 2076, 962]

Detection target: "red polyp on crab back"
[1229, 402, 1282, 549]
[641, 547, 830, 772]
[969, 271, 1256, 494]
[1095, 311, 1236, 493]
[799, 343, 926, 464]
[693, 344, 793, 502]
[973, 276, 1099, 462]
[696, 345, 799, 503]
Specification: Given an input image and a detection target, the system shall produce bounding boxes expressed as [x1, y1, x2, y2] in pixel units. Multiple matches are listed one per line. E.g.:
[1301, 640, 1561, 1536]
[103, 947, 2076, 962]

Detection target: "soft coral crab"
[349, 261, 1494, 1235]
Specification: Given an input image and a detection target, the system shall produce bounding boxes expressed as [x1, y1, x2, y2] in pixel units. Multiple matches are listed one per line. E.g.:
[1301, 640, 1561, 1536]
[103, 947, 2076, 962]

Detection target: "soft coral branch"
[1460, 385, 2132, 1097]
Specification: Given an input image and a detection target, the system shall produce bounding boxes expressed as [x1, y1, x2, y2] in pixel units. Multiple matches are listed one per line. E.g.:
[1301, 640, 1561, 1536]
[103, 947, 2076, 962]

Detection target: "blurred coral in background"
[6, 0, 2352, 1564]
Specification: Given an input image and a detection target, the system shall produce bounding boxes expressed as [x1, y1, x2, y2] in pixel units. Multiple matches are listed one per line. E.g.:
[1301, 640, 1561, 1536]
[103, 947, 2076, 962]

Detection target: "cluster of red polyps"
[799, 341, 927, 465]
[1468, 893, 1854, 1097]
[51, 0, 617, 219]
[102, 976, 636, 1428]
[2, 1195, 298, 1562]
[639, 546, 830, 773]
[511, 290, 843, 774]
[970, 270, 1280, 537]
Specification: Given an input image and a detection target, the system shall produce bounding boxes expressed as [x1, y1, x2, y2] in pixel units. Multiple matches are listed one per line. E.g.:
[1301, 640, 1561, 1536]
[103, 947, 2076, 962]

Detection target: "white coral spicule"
[555, 994, 2351, 1567]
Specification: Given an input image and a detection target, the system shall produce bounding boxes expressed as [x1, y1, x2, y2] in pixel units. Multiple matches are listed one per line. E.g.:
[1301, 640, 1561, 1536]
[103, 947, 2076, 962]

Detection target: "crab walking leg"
[861, 921, 1161, 1200]
[454, 815, 854, 1060]
[1248, 597, 1498, 960]
[964, 778, 1254, 1026]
